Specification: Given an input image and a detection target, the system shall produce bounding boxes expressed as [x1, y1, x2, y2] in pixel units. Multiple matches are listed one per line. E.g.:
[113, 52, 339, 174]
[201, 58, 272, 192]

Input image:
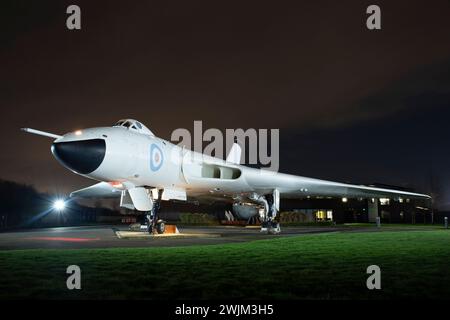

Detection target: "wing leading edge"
[70, 182, 122, 198]
[244, 169, 431, 200]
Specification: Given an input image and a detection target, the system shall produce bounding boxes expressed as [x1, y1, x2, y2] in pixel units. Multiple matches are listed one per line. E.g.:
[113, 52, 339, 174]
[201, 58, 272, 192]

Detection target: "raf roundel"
[150, 144, 164, 171]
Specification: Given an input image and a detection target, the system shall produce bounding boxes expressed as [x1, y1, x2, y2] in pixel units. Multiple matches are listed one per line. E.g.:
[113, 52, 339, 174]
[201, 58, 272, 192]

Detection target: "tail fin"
[226, 141, 241, 164]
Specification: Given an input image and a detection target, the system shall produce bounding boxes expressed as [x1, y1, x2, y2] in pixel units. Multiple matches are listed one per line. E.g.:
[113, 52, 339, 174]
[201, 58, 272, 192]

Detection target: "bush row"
[279, 211, 334, 226]
[279, 211, 312, 223]
[179, 213, 218, 225]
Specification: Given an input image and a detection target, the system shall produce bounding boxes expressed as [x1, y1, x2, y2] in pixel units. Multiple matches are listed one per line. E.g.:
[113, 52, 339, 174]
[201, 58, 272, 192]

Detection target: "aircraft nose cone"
[51, 139, 106, 174]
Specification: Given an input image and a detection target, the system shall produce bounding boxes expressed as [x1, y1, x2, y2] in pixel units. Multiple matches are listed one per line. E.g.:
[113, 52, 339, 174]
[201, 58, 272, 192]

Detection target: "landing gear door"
[120, 190, 135, 210]
[127, 187, 153, 211]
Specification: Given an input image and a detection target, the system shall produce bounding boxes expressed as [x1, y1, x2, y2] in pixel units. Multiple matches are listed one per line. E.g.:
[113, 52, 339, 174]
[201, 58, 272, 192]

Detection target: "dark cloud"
[315, 60, 450, 128]
[281, 89, 450, 209]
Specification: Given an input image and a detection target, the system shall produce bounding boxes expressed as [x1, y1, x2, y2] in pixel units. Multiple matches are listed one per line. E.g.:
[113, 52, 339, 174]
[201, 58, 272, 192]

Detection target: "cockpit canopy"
[113, 119, 154, 136]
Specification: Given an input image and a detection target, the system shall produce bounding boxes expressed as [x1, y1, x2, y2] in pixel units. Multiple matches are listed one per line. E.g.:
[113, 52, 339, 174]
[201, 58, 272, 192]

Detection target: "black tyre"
[268, 222, 281, 234]
[156, 221, 165, 234]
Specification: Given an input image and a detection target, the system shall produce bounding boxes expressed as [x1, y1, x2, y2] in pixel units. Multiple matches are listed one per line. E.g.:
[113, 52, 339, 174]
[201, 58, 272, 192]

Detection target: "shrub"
[279, 211, 334, 226]
[280, 211, 309, 223]
[179, 213, 217, 225]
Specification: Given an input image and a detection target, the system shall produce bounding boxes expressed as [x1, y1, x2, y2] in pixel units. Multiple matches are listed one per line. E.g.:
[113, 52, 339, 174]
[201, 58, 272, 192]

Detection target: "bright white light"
[75, 130, 83, 136]
[342, 197, 348, 203]
[53, 200, 66, 211]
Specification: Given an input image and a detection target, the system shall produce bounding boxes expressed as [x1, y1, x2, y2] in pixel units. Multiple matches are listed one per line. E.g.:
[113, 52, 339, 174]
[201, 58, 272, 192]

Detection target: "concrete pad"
[0, 224, 402, 250]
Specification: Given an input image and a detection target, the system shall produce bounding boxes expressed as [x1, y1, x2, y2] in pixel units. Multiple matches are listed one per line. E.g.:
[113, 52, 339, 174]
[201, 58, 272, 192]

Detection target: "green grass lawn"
[1, 230, 450, 300]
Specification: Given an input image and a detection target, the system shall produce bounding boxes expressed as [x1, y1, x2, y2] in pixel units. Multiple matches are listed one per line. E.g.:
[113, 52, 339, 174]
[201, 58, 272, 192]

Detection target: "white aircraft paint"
[22, 119, 431, 233]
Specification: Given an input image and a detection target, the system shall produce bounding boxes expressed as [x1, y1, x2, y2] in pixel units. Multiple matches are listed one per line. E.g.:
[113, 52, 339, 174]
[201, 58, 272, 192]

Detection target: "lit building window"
[315, 210, 326, 221]
[327, 210, 333, 220]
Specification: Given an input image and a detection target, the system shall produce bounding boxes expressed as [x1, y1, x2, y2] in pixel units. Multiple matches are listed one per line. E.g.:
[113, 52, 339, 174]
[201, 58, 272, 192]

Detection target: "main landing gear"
[260, 220, 281, 235]
[250, 191, 281, 235]
[261, 193, 281, 234]
[145, 189, 165, 234]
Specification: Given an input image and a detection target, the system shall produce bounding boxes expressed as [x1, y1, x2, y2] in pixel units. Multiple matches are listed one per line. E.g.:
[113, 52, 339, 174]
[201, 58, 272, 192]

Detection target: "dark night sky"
[1, 1, 450, 208]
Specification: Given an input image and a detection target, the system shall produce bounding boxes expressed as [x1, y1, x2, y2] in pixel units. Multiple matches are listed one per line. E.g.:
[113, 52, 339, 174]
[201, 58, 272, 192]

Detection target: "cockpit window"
[113, 119, 154, 136]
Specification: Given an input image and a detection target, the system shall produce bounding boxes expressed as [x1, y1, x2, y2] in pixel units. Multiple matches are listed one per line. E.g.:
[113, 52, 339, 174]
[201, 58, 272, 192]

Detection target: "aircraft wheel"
[267, 221, 281, 235]
[260, 221, 269, 233]
[156, 221, 165, 234]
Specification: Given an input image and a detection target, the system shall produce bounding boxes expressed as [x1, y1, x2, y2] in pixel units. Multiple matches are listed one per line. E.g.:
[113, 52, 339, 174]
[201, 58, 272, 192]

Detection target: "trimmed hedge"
[179, 213, 218, 225]
[279, 211, 334, 226]
[279, 211, 310, 223]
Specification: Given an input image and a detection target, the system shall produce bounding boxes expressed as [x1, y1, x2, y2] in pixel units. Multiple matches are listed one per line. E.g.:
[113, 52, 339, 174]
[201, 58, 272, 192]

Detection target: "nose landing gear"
[155, 220, 165, 234]
[145, 189, 165, 234]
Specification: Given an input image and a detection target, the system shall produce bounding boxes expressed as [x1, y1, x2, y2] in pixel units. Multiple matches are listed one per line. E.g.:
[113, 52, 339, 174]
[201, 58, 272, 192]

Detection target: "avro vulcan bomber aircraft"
[23, 119, 431, 234]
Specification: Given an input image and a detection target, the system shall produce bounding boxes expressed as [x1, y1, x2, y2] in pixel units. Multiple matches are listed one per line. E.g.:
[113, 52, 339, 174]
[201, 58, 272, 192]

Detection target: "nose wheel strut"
[145, 189, 165, 234]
